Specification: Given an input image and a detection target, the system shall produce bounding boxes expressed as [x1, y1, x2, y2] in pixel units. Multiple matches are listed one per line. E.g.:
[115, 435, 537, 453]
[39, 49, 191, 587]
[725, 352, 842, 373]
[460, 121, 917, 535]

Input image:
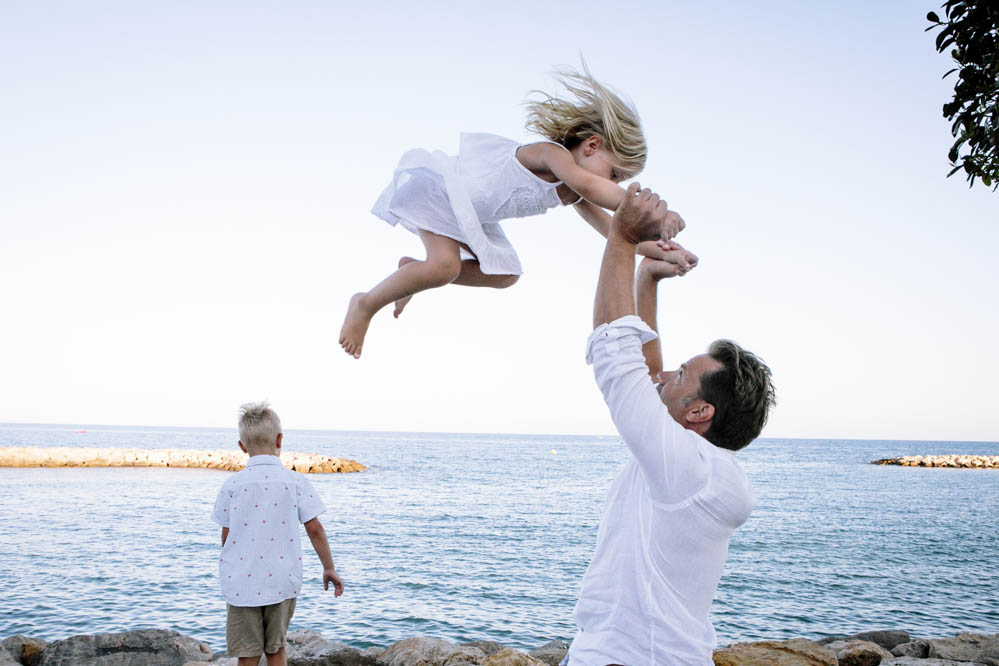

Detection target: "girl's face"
[573, 135, 629, 184]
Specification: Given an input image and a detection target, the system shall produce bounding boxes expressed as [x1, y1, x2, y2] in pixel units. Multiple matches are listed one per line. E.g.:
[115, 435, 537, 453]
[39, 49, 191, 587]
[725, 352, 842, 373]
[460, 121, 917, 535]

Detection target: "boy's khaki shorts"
[226, 597, 297, 657]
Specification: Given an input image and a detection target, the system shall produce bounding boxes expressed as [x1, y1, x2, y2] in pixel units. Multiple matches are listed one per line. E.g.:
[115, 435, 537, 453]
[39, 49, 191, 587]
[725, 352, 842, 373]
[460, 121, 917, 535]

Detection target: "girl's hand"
[639, 255, 690, 280]
[641, 240, 699, 275]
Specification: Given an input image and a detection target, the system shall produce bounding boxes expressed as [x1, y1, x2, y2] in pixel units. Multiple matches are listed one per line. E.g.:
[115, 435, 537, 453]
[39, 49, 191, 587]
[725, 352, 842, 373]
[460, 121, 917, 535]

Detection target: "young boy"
[212, 402, 344, 666]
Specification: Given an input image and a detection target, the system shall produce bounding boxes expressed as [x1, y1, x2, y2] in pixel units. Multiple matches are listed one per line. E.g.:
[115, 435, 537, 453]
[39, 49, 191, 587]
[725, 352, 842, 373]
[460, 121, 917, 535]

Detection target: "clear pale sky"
[2, 1, 996, 441]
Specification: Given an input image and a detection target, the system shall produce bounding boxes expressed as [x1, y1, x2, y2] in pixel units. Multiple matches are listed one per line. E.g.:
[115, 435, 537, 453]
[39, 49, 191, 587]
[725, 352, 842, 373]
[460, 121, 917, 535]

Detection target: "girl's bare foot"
[393, 257, 418, 318]
[339, 293, 374, 359]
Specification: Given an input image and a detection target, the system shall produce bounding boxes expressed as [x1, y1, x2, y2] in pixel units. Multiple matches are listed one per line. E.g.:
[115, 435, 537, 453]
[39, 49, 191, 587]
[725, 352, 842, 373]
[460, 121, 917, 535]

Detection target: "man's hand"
[661, 210, 686, 242]
[611, 183, 674, 245]
[324, 567, 344, 597]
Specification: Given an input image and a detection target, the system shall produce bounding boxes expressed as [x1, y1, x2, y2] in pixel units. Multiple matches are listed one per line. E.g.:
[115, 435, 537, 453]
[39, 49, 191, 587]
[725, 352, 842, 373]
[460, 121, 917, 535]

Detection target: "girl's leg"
[452, 260, 520, 288]
[393, 258, 520, 317]
[339, 230, 463, 358]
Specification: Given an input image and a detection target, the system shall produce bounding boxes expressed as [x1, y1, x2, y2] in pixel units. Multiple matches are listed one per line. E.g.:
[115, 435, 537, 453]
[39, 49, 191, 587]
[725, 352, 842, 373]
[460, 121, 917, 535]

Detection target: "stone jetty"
[871, 454, 999, 469]
[0, 447, 366, 473]
[2, 627, 997, 665]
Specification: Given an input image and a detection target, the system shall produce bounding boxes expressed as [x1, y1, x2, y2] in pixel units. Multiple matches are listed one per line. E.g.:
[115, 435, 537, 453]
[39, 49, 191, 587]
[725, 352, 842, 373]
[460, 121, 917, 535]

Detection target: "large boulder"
[379, 637, 485, 666]
[1, 635, 47, 666]
[891, 639, 930, 658]
[882, 658, 988, 665]
[457, 642, 503, 657]
[0, 647, 20, 666]
[849, 631, 911, 652]
[712, 638, 837, 666]
[816, 635, 850, 645]
[927, 633, 999, 665]
[285, 629, 378, 665]
[824, 639, 893, 666]
[480, 649, 545, 666]
[38, 629, 212, 665]
[527, 640, 568, 666]
[287, 629, 351, 656]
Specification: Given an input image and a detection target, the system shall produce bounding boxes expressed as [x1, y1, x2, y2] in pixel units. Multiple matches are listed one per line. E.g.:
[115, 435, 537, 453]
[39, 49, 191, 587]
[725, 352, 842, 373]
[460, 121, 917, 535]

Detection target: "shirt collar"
[245, 454, 283, 467]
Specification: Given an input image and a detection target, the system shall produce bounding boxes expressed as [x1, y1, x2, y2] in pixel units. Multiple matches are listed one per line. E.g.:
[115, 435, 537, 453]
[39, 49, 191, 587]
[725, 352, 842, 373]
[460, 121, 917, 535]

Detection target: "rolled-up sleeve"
[587, 315, 710, 503]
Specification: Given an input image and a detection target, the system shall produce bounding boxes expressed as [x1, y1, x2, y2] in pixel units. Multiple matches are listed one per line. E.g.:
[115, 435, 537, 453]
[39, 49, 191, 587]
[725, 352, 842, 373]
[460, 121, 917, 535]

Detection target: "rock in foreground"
[36, 629, 211, 665]
[5, 628, 998, 666]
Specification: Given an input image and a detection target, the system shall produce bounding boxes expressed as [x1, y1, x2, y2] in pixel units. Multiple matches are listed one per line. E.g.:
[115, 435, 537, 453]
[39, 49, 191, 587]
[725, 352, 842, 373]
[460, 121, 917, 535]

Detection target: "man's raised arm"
[593, 184, 669, 328]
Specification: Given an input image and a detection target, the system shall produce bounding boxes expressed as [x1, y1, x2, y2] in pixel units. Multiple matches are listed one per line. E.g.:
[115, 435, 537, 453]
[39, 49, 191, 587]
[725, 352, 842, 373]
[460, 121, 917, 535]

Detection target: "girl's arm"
[574, 200, 691, 264]
[542, 145, 627, 210]
[575, 199, 612, 237]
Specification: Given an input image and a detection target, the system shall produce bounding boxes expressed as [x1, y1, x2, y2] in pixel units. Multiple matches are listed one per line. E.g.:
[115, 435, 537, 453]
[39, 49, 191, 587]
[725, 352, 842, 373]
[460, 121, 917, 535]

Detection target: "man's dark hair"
[698, 340, 776, 451]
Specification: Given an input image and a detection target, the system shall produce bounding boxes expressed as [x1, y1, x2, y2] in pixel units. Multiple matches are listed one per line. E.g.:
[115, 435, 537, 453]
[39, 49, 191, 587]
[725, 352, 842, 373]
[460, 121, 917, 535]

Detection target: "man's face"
[655, 353, 724, 425]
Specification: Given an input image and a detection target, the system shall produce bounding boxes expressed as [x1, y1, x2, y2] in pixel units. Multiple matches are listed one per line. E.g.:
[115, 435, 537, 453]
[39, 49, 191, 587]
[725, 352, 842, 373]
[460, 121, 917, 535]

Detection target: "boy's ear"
[238, 440, 248, 454]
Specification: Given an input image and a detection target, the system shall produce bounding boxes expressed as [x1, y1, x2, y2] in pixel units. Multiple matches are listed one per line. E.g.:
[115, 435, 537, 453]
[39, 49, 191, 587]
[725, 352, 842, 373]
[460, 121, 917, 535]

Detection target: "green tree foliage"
[927, 2, 998, 190]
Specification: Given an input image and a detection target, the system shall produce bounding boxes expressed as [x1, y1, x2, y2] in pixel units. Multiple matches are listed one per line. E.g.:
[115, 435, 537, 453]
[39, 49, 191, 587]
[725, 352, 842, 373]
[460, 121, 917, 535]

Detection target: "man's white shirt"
[569, 316, 756, 666]
[212, 455, 326, 606]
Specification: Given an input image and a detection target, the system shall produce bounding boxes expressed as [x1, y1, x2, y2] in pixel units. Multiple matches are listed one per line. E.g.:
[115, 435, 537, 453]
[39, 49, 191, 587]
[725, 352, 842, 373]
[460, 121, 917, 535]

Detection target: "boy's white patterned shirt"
[211, 455, 326, 606]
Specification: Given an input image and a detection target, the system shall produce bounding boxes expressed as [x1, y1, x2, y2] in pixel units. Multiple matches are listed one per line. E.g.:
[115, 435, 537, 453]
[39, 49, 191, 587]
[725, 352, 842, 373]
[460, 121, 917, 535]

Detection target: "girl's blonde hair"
[525, 62, 646, 178]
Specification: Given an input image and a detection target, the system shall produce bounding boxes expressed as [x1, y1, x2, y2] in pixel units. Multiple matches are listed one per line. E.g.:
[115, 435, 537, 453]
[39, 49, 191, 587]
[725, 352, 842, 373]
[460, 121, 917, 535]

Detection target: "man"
[565, 184, 776, 665]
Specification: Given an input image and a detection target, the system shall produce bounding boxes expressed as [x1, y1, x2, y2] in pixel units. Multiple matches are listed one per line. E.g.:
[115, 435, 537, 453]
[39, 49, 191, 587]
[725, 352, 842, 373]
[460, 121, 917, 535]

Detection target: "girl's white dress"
[371, 133, 580, 275]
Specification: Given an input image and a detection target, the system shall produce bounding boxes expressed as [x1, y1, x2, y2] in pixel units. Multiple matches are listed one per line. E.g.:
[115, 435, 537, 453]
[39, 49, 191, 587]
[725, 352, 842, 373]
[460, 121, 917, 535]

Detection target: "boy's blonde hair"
[525, 61, 646, 178]
[238, 401, 282, 451]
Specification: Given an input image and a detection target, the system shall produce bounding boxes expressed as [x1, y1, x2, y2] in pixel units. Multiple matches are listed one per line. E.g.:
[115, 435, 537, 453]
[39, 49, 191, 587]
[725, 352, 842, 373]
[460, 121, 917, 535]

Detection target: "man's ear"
[275, 433, 283, 450]
[685, 400, 715, 426]
[238, 440, 247, 454]
[584, 134, 603, 155]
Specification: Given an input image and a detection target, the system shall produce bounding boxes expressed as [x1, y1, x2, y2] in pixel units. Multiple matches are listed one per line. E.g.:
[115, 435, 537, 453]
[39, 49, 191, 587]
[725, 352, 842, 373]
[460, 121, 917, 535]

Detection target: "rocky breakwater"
[3, 628, 998, 666]
[0, 630, 568, 666]
[871, 454, 999, 469]
[714, 629, 999, 665]
[0, 447, 366, 473]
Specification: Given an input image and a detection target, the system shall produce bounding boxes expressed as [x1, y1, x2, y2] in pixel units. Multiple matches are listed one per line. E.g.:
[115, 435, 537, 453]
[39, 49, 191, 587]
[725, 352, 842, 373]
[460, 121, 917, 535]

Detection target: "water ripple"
[0, 427, 996, 649]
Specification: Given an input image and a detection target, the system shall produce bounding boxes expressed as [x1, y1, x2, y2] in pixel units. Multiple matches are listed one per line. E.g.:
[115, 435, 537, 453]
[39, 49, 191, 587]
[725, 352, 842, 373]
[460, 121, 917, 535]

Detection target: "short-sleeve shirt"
[211, 454, 327, 607]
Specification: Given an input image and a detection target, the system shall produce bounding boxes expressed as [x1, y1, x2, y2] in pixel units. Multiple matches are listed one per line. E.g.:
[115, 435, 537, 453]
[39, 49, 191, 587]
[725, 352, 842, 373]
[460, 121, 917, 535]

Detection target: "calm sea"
[1, 424, 997, 651]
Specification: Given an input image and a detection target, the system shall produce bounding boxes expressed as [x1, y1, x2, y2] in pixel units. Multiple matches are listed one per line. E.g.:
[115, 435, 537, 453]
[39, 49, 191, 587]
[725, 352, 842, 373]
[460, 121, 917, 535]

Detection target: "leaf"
[927, 11, 940, 22]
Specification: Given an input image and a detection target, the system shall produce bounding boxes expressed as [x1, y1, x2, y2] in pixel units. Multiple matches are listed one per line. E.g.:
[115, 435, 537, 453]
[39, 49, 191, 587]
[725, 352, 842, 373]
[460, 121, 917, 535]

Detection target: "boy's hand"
[324, 568, 344, 597]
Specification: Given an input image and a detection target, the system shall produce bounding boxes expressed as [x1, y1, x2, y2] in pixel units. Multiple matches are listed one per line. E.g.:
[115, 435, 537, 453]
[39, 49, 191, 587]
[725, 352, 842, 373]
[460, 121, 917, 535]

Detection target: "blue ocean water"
[0, 424, 996, 651]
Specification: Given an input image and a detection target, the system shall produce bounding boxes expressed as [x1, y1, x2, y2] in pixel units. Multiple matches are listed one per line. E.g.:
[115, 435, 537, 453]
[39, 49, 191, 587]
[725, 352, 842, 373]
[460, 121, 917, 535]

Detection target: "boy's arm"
[304, 517, 344, 597]
[221, 527, 229, 546]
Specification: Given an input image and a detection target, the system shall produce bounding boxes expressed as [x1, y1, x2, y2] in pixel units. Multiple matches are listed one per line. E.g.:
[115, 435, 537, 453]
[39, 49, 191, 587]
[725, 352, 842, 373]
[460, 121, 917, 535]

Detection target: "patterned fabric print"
[490, 186, 549, 222]
[212, 455, 327, 606]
